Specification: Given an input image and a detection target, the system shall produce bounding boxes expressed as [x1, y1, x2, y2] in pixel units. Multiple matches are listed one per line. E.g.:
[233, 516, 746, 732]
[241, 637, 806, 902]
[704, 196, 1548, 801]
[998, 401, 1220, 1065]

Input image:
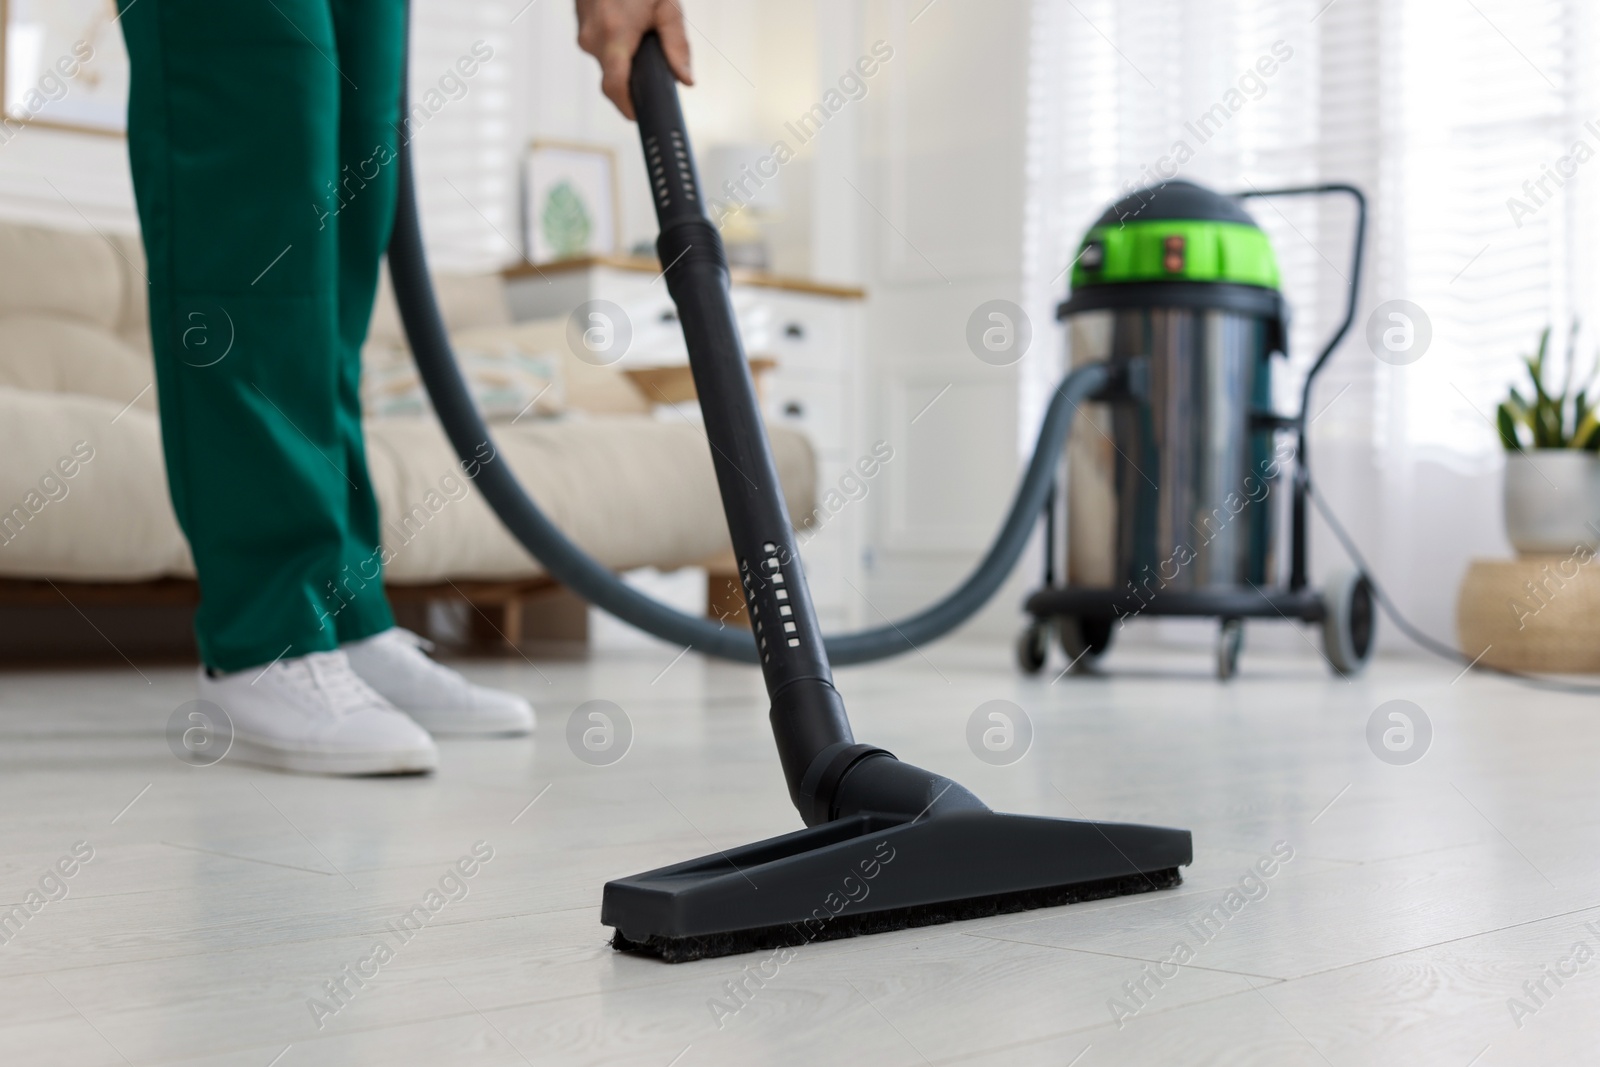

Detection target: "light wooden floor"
[3, 636, 1598, 1066]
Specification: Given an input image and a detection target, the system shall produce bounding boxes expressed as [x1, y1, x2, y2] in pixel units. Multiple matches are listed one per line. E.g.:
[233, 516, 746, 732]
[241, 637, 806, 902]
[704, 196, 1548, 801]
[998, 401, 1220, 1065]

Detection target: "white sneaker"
[198, 650, 439, 775]
[343, 628, 535, 737]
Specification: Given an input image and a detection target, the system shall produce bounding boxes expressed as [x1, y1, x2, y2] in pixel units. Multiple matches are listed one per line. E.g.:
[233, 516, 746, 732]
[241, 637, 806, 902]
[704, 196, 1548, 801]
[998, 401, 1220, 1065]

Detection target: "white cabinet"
[503, 257, 867, 629]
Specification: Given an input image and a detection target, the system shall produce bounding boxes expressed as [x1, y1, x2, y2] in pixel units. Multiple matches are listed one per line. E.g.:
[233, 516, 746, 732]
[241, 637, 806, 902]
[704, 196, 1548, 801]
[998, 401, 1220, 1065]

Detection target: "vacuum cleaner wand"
[599, 34, 1192, 962]
[626, 31, 862, 824]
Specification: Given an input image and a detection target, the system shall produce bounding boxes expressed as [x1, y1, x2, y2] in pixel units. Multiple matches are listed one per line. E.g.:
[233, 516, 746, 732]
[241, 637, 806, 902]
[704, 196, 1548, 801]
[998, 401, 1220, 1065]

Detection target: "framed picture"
[2, 0, 129, 136]
[521, 140, 619, 263]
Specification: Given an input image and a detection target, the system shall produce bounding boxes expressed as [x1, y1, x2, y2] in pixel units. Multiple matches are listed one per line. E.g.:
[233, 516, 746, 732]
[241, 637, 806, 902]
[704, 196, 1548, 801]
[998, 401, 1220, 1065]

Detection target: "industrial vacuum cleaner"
[1017, 180, 1375, 681]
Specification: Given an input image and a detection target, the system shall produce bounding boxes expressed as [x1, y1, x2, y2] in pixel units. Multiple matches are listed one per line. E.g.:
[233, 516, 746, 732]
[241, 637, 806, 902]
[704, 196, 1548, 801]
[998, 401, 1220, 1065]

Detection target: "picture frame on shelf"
[520, 140, 619, 263]
[1, 0, 129, 136]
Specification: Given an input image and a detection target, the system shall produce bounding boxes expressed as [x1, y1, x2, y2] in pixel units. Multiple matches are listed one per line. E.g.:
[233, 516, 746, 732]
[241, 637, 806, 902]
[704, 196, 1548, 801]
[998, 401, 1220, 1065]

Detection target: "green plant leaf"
[1538, 403, 1563, 447]
[1499, 329, 1596, 447]
[1575, 407, 1600, 451]
[1526, 329, 1553, 441]
[1579, 343, 1600, 447]
[1561, 322, 1579, 405]
[1526, 357, 1551, 407]
[1497, 402, 1525, 451]
[1583, 345, 1600, 399]
[1505, 391, 1533, 444]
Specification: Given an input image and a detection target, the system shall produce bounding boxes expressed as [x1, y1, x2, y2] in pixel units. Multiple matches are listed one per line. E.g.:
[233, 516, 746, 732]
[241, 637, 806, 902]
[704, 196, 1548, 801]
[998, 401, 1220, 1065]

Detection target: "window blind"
[406, 0, 515, 271]
[1028, 0, 1595, 460]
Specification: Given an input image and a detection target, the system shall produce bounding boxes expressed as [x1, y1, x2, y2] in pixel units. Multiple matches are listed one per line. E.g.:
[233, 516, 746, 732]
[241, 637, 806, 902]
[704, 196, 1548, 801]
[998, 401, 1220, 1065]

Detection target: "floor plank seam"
[959, 932, 1287, 980]
[927, 980, 1293, 1066]
[1224, 899, 1600, 985]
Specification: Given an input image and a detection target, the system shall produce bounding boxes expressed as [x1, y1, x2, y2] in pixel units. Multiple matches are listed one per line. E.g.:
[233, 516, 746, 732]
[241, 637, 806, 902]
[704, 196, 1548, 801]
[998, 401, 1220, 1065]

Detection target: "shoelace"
[274, 651, 387, 718]
[387, 627, 437, 654]
[359, 629, 480, 707]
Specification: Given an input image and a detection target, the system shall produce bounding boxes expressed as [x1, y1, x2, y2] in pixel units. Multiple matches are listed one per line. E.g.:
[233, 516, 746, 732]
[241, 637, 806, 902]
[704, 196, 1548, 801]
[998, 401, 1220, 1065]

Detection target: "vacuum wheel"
[1058, 616, 1114, 674]
[1321, 568, 1377, 676]
[1215, 618, 1244, 680]
[1015, 620, 1050, 674]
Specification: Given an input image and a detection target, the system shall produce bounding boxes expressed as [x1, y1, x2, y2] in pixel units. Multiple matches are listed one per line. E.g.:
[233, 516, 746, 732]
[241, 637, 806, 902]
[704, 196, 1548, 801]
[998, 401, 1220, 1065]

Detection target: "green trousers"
[120, 0, 405, 671]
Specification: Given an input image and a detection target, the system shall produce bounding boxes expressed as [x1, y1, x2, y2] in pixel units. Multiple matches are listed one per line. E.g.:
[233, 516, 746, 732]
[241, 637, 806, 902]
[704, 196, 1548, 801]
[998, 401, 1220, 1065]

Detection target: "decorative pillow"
[452, 321, 651, 416]
[362, 339, 565, 422]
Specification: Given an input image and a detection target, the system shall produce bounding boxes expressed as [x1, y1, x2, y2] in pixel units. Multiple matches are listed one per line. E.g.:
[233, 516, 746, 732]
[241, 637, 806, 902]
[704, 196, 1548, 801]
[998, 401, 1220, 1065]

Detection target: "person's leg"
[315, 2, 532, 737]
[120, 0, 437, 773]
[326, 0, 406, 644]
[120, 0, 392, 671]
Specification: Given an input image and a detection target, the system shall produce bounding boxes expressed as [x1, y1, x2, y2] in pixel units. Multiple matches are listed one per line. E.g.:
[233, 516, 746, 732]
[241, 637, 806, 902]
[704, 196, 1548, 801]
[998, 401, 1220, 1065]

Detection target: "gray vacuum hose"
[388, 122, 1104, 664]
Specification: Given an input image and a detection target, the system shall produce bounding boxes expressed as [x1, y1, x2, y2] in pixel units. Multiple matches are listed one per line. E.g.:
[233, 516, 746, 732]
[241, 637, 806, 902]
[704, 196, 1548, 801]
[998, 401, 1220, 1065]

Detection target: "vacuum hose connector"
[773, 680, 985, 825]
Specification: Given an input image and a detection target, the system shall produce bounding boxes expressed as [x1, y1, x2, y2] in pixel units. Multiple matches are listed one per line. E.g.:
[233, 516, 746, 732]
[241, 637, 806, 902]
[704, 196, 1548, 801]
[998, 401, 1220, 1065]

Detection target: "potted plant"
[1496, 326, 1600, 554]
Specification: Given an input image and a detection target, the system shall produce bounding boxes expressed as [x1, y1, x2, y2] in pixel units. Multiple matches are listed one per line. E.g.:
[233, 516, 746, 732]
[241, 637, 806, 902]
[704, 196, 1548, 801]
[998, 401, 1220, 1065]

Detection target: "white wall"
[846, 1, 1037, 639]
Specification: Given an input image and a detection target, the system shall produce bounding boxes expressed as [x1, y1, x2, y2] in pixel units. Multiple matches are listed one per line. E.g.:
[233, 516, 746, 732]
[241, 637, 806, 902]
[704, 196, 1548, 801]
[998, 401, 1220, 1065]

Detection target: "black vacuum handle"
[629, 34, 707, 231]
[1231, 184, 1367, 414]
[1232, 183, 1367, 592]
[627, 33, 861, 813]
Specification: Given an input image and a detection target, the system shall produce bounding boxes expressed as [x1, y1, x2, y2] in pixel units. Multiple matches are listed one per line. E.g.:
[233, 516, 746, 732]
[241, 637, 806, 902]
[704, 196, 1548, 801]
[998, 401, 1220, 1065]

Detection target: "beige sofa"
[0, 219, 813, 648]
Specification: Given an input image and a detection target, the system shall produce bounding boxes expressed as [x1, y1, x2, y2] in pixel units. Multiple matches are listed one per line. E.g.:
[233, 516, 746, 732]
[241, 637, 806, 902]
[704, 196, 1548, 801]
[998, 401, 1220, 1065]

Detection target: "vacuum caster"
[1215, 618, 1244, 680]
[1015, 620, 1050, 674]
[1321, 568, 1376, 676]
[1058, 616, 1114, 674]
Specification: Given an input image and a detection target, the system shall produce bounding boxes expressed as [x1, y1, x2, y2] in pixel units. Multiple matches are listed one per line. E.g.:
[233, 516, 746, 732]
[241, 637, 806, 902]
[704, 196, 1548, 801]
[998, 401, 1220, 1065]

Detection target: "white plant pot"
[1503, 450, 1600, 555]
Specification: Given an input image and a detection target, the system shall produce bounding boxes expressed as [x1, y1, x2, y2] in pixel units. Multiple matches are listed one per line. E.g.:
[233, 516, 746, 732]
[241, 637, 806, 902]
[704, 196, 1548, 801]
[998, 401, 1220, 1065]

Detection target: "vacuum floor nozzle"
[603, 809, 1191, 963]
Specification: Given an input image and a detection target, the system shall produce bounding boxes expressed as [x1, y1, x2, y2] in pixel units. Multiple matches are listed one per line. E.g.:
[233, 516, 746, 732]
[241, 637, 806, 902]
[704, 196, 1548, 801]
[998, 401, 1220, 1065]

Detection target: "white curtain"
[407, 0, 515, 270]
[1024, 0, 1594, 646]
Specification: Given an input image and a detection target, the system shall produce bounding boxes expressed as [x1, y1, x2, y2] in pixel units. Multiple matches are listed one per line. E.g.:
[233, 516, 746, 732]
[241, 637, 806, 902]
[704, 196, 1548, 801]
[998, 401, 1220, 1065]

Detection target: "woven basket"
[1456, 555, 1600, 673]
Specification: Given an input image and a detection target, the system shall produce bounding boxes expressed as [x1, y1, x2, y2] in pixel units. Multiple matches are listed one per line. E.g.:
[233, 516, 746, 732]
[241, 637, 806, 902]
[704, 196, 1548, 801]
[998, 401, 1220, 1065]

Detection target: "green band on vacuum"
[1072, 220, 1280, 290]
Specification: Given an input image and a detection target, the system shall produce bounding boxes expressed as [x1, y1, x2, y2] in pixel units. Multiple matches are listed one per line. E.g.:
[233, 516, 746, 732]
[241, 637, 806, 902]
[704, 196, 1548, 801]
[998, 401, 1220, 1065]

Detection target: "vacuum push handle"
[1232, 184, 1367, 404]
[1231, 183, 1367, 591]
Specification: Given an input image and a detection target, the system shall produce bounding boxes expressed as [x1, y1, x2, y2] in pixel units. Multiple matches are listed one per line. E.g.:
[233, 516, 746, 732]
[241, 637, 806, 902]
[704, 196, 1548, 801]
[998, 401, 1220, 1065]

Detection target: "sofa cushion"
[0, 220, 816, 589]
[365, 415, 815, 582]
[110, 233, 152, 354]
[0, 221, 128, 332]
[0, 389, 815, 586]
[0, 315, 155, 413]
[0, 386, 191, 580]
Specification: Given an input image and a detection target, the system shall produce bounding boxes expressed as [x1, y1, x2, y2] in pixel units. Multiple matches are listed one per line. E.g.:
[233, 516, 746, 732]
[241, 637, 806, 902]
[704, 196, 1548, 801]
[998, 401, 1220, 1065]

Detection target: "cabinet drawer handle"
[783, 322, 805, 339]
[783, 401, 804, 417]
